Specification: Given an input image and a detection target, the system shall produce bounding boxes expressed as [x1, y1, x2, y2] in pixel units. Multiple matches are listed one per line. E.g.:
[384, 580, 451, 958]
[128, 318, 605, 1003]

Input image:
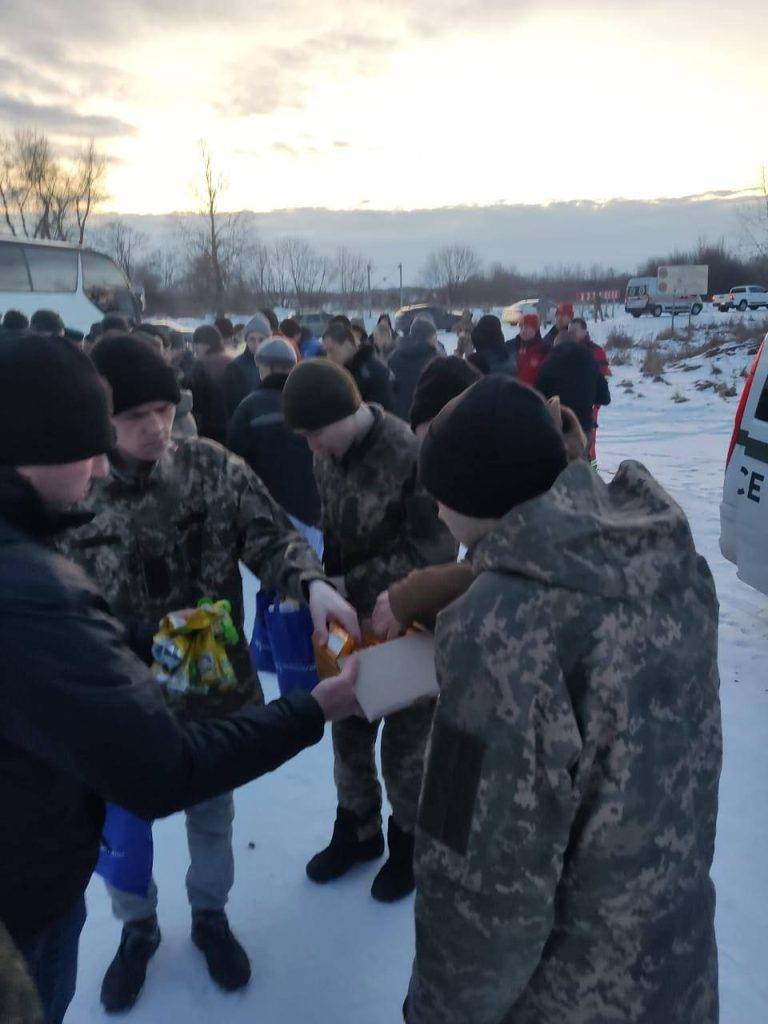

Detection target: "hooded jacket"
[407, 460, 721, 1024]
[346, 342, 395, 412]
[510, 331, 552, 387]
[389, 337, 441, 422]
[0, 469, 325, 946]
[227, 375, 321, 527]
[534, 340, 610, 434]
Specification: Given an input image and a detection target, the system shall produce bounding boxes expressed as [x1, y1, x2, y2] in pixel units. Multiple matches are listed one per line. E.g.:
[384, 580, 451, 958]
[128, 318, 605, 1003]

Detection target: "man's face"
[324, 338, 355, 367]
[112, 401, 176, 463]
[18, 456, 110, 510]
[571, 322, 588, 343]
[556, 313, 572, 331]
[297, 416, 357, 459]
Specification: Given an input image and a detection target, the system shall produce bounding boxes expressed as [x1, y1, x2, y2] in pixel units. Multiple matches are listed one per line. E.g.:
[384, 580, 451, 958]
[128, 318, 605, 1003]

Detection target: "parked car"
[713, 285, 768, 313]
[394, 304, 461, 335]
[297, 311, 332, 335]
[624, 277, 703, 318]
[501, 298, 556, 326]
[720, 332, 768, 594]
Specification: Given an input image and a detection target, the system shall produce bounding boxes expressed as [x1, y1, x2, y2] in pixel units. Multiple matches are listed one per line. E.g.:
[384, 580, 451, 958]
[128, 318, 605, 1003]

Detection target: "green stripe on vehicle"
[738, 428, 768, 466]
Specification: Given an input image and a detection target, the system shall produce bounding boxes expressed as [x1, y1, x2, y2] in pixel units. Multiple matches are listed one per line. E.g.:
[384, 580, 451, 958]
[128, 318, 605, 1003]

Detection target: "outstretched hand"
[308, 580, 361, 645]
[311, 654, 364, 721]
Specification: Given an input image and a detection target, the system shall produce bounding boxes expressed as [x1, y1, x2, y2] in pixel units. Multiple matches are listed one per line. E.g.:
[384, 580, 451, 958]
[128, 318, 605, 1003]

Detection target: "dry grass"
[604, 329, 634, 351]
[641, 345, 665, 377]
[610, 350, 632, 366]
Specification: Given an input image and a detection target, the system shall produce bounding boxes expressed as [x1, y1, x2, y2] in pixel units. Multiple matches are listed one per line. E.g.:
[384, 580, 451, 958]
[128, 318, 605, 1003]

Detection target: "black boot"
[100, 916, 161, 1013]
[191, 910, 251, 991]
[371, 817, 415, 903]
[306, 806, 384, 883]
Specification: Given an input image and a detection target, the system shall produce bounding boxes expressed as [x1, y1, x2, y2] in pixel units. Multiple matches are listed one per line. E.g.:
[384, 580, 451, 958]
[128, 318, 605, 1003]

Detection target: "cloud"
[0, 94, 135, 138]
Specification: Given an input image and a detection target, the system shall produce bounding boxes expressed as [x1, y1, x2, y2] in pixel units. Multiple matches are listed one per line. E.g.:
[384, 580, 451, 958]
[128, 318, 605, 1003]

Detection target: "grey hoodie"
[408, 459, 721, 1024]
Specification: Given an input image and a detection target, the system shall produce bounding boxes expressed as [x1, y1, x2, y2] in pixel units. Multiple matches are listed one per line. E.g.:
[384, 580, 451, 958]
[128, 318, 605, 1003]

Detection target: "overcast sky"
[0, 1, 766, 216]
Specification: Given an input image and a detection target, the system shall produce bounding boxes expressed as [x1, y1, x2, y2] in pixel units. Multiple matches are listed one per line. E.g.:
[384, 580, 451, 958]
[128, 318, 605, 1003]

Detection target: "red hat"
[556, 302, 574, 319]
[522, 313, 540, 331]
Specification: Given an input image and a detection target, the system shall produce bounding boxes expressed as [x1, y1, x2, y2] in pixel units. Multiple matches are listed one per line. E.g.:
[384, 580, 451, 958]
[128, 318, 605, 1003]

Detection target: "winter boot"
[100, 916, 161, 1013]
[191, 910, 251, 991]
[371, 817, 415, 903]
[305, 806, 384, 883]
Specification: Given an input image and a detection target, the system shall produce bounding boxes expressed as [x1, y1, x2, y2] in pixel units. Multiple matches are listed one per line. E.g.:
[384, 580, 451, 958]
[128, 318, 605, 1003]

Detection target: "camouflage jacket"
[407, 460, 721, 1024]
[314, 407, 456, 617]
[56, 438, 325, 717]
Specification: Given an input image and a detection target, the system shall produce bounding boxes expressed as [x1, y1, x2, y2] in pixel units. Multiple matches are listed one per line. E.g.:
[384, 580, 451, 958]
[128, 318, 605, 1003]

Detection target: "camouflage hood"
[471, 459, 697, 599]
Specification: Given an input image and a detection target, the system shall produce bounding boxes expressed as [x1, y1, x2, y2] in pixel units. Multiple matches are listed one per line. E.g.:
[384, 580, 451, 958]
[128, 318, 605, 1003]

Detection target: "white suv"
[714, 284, 768, 313]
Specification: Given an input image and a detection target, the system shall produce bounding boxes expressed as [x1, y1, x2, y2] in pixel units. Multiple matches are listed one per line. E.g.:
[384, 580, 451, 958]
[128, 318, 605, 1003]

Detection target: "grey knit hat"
[243, 311, 272, 341]
[256, 337, 298, 370]
[409, 315, 437, 345]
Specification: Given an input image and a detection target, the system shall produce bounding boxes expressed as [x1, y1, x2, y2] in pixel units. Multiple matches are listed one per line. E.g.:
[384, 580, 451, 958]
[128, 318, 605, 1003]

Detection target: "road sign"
[657, 265, 709, 296]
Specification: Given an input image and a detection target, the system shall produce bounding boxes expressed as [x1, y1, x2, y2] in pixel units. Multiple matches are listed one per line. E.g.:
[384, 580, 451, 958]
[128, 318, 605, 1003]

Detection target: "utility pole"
[367, 263, 372, 318]
[398, 262, 403, 310]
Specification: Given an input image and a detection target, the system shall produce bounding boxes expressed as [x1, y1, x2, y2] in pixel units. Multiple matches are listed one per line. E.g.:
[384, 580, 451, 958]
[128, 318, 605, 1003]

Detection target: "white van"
[720, 332, 768, 594]
[625, 277, 703, 318]
[0, 236, 141, 333]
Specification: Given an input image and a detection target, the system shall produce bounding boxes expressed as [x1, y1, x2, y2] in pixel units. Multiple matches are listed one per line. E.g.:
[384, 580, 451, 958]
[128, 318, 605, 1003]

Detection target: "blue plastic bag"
[264, 596, 319, 696]
[249, 588, 277, 674]
[95, 804, 154, 897]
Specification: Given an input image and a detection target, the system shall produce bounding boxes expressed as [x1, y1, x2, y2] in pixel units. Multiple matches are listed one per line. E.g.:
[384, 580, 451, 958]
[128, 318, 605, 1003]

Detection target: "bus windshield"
[82, 250, 139, 318]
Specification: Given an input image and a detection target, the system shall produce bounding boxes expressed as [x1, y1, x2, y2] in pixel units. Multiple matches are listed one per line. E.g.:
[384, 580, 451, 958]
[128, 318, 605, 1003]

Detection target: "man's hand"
[371, 589, 403, 641]
[308, 580, 360, 645]
[311, 655, 364, 721]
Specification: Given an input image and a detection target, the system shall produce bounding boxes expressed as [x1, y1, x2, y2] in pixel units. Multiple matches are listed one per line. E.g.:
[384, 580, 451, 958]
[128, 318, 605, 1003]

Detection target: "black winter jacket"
[224, 349, 261, 420]
[227, 376, 321, 526]
[534, 340, 611, 434]
[388, 339, 441, 422]
[0, 470, 325, 945]
[347, 343, 394, 412]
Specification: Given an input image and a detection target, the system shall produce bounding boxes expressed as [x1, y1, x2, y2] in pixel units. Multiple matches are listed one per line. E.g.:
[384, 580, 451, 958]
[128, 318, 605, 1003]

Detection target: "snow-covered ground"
[70, 310, 768, 1023]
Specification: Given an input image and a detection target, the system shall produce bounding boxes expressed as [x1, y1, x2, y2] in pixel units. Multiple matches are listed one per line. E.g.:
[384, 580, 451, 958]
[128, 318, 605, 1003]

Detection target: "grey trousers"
[108, 792, 235, 923]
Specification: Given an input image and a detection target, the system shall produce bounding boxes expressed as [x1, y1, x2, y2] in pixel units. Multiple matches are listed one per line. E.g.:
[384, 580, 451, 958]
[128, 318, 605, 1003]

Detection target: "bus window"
[81, 250, 134, 315]
[25, 246, 78, 292]
[0, 241, 32, 292]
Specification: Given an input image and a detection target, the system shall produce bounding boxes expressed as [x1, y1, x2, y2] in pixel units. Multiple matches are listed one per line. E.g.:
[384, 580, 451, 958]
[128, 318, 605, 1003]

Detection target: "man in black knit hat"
[282, 359, 455, 903]
[0, 334, 362, 1024]
[405, 376, 721, 1024]
[55, 333, 359, 1013]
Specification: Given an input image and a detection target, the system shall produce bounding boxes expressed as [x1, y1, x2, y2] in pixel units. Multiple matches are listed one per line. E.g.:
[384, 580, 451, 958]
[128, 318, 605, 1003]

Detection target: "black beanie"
[0, 334, 113, 466]
[193, 324, 223, 352]
[419, 377, 567, 518]
[282, 360, 362, 430]
[91, 333, 181, 415]
[410, 356, 479, 430]
[471, 314, 505, 353]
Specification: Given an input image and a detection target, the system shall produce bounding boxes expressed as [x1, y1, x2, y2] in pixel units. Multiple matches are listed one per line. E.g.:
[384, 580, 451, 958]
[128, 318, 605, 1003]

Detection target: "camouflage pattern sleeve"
[343, 471, 456, 615]
[407, 578, 582, 1024]
[223, 451, 326, 601]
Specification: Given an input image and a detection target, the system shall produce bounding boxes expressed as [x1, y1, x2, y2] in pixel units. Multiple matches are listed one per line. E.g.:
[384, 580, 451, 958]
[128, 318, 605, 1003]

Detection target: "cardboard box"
[351, 631, 439, 721]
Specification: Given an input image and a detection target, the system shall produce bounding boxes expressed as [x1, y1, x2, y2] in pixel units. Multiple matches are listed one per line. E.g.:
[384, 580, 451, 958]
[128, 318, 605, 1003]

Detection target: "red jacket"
[511, 333, 553, 387]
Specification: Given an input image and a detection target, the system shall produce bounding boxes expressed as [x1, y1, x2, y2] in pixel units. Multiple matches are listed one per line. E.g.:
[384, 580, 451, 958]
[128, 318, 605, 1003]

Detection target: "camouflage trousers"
[332, 701, 436, 839]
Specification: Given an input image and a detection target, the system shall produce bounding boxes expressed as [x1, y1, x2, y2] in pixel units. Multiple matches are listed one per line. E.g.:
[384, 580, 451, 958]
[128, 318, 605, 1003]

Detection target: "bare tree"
[269, 240, 291, 307]
[278, 237, 330, 311]
[334, 247, 368, 308]
[74, 141, 108, 244]
[91, 219, 147, 279]
[245, 239, 274, 304]
[0, 129, 108, 242]
[423, 244, 481, 306]
[741, 164, 768, 259]
[181, 141, 251, 315]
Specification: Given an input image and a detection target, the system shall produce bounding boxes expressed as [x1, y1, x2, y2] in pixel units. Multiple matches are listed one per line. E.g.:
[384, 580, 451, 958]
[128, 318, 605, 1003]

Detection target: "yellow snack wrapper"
[151, 600, 238, 698]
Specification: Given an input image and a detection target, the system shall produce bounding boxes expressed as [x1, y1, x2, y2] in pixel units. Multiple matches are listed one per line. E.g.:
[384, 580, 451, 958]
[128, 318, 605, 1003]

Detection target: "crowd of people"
[0, 297, 721, 1024]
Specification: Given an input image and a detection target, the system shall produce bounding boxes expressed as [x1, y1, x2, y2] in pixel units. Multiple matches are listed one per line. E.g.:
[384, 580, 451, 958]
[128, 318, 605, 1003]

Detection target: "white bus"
[0, 236, 141, 333]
